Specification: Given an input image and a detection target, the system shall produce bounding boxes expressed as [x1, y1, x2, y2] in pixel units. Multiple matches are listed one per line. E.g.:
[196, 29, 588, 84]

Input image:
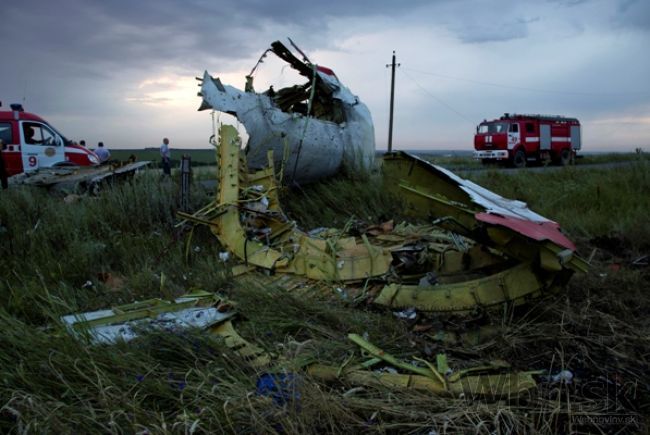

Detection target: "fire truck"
[0, 103, 99, 177]
[473, 113, 581, 168]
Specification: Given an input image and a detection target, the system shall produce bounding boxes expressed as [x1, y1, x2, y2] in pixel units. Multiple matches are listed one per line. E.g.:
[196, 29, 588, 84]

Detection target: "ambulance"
[0, 103, 99, 177]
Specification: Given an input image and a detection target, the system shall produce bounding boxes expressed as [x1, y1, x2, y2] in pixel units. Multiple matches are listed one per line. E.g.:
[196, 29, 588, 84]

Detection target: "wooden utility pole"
[386, 51, 400, 152]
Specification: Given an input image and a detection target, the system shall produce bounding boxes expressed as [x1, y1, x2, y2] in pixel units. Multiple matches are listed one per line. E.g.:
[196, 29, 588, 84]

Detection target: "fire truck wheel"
[512, 150, 526, 168]
[559, 148, 571, 166]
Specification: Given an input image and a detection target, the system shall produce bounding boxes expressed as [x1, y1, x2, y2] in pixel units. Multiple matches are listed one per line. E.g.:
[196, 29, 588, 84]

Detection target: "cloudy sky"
[1, 0, 648, 151]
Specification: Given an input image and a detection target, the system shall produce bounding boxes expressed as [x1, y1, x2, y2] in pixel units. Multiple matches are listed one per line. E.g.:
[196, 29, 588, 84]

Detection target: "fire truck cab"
[474, 113, 581, 168]
[0, 103, 99, 177]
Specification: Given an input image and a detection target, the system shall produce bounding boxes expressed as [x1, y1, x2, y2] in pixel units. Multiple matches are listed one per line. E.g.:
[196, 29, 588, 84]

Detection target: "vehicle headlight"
[88, 154, 99, 164]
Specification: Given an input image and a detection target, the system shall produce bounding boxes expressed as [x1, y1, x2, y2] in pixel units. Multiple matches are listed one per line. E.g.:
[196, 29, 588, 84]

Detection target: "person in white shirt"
[160, 137, 171, 175]
[94, 142, 111, 163]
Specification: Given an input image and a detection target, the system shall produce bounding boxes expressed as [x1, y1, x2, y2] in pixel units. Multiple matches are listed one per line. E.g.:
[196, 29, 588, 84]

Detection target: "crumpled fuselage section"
[198, 40, 375, 184]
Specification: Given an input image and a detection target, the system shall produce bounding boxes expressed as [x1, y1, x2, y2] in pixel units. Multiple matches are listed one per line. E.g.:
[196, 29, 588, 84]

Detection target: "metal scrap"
[307, 334, 540, 397]
[8, 160, 150, 192]
[61, 290, 270, 368]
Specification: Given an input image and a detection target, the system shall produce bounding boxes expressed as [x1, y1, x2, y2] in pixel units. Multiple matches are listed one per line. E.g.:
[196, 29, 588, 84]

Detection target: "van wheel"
[512, 150, 526, 168]
[559, 149, 571, 166]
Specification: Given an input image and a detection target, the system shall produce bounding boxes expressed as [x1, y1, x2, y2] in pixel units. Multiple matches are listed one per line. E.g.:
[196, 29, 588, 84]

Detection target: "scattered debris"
[256, 373, 301, 406]
[393, 307, 417, 320]
[549, 370, 574, 385]
[61, 291, 235, 344]
[61, 290, 271, 368]
[632, 255, 648, 267]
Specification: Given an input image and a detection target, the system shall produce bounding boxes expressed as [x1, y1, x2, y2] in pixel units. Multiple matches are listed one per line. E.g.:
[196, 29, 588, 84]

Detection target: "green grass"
[1, 162, 649, 433]
[421, 151, 644, 169]
[110, 149, 218, 167]
[112, 149, 646, 176]
[464, 161, 650, 252]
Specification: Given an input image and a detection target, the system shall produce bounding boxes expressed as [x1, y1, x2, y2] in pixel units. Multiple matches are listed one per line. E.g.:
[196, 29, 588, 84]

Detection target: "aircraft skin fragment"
[373, 262, 556, 313]
[60, 291, 235, 344]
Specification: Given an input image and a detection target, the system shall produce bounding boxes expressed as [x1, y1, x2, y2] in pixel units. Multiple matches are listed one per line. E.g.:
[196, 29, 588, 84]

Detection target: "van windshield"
[47, 124, 72, 146]
[478, 122, 509, 134]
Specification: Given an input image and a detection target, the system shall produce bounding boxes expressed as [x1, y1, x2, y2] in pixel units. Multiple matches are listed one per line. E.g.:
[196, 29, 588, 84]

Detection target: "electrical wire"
[399, 69, 475, 125]
[403, 67, 650, 97]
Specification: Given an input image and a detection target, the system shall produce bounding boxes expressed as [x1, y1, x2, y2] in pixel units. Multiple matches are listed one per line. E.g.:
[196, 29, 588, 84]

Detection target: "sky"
[1, 0, 649, 152]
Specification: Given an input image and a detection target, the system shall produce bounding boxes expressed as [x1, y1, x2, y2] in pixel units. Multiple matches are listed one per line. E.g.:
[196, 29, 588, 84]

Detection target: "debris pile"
[184, 125, 586, 316]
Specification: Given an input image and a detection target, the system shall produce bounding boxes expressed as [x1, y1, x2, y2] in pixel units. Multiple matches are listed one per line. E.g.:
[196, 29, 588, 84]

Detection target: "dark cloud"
[614, 0, 650, 31]
[0, 0, 437, 76]
[454, 17, 540, 43]
[546, 0, 593, 6]
[1, 0, 647, 150]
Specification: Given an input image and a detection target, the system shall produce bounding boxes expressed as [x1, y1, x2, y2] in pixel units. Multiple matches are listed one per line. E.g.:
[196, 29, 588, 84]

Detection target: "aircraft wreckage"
[197, 40, 375, 184]
[180, 124, 587, 315]
[61, 41, 588, 398]
[63, 124, 586, 398]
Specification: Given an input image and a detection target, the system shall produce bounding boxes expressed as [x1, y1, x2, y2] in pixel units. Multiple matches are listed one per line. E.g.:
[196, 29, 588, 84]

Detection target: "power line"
[403, 66, 650, 97]
[400, 68, 475, 125]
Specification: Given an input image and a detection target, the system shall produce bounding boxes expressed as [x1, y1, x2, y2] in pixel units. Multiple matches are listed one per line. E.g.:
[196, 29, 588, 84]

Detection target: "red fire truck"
[0, 103, 99, 177]
[473, 113, 581, 167]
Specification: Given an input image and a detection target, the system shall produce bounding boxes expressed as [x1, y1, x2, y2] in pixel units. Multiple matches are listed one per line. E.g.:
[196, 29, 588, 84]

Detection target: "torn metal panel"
[382, 151, 587, 273]
[374, 262, 558, 313]
[197, 40, 375, 184]
[8, 161, 151, 192]
[61, 291, 234, 344]
[61, 291, 271, 367]
[212, 320, 272, 368]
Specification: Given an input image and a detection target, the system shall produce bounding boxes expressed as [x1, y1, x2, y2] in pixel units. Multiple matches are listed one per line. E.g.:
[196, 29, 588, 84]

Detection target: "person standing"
[94, 141, 111, 163]
[160, 137, 171, 175]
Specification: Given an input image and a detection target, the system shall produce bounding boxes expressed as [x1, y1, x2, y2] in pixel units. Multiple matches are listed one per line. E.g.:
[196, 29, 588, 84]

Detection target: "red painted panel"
[476, 212, 576, 251]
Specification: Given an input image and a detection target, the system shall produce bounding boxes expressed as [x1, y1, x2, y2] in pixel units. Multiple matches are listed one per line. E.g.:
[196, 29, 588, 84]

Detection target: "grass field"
[1, 158, 648, 433]
[110, 148, 645, 171]
[110, 149, 217, 167]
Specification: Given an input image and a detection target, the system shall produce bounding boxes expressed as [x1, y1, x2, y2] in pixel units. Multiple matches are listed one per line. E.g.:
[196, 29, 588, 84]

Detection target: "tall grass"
[1, 163, 649, 433]
[465, 161, 650, 252]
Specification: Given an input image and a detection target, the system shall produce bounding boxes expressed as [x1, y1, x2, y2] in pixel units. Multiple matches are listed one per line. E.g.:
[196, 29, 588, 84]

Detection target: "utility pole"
[386, 51, 400, 152]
